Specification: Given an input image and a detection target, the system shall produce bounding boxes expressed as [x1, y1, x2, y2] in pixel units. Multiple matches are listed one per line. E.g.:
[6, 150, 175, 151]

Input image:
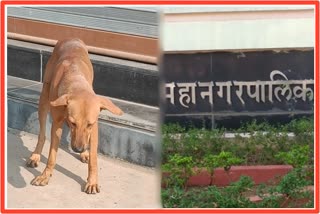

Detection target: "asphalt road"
[6, 128, 161, 209]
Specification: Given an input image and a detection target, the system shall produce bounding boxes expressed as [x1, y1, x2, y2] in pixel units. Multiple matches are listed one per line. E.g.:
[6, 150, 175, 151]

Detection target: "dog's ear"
[50, 94, 70, 107]
[98, 96, 123, 115]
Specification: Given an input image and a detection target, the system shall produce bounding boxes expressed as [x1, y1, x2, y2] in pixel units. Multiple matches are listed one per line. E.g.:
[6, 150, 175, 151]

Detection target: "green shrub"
[162, 117, 314, 166]
[162, 154, 194, 189]
[161, 118, 314, 208]
[275, 145, 311, 168]
[162, 176, 256, 208]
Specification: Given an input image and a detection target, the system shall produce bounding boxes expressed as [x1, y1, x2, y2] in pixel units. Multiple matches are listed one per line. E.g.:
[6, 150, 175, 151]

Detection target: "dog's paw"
[80, 150, 89, 163]
[31, 174, 51, 186]
[26, 154, 40, 168]
[84, 182, 100, 194]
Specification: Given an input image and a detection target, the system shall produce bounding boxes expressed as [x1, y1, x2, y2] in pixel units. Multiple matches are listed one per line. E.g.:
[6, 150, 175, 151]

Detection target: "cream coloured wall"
[161, 6, 314, 52]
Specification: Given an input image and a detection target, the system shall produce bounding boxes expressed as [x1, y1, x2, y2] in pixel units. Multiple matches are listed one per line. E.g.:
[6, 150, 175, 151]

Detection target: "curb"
[8, 99, 158, 167]
[163, 165, 293, 187]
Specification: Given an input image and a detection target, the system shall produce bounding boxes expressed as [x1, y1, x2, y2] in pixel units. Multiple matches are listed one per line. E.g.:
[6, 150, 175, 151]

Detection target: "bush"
[162, 176, 255, 208]
[162, 117, 314, 166]
[161, 117, 314, 208]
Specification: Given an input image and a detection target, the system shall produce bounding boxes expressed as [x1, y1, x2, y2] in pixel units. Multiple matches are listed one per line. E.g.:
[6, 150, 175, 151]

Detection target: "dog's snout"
[71, 145, 84, 153]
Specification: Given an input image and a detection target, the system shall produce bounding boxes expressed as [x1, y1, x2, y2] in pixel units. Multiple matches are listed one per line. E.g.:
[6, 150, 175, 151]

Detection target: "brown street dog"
[26, 38, 123, 194]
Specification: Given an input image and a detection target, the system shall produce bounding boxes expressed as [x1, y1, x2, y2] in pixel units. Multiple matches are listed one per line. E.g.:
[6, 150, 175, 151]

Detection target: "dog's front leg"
[84, 122, 100, 194]
[31, 120, 63, 186]
[80, 150, 89, 163]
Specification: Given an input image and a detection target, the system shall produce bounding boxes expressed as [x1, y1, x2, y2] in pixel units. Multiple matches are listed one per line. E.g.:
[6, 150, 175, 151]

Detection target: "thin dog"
[26, 38, 123, 194]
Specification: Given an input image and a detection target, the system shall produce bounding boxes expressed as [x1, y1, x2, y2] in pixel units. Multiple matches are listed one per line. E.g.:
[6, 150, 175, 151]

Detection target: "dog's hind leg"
[27, 82, 50, 168]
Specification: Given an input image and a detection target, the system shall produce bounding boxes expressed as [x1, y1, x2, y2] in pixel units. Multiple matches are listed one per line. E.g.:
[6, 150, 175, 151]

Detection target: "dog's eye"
[70, 122, 76, 127]
[87, 123, 93, 128]
[68, 117, 76, 127]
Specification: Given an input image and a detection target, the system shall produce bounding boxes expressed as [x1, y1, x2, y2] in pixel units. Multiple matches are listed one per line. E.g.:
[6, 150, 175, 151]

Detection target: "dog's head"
[50, 93, 123, 153]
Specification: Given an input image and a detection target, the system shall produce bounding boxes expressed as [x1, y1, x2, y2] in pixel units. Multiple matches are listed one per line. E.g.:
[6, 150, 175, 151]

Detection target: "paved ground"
[6, 128, 161, 209]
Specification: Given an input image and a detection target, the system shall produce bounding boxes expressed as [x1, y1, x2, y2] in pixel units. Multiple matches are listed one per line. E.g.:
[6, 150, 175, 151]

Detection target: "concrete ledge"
[7, 39, 159, 106]
[7, 76, 160, 167]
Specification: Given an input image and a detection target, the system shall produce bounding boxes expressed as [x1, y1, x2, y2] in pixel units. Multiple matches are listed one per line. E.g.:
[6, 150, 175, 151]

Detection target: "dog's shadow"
[7, 128, 87, 191]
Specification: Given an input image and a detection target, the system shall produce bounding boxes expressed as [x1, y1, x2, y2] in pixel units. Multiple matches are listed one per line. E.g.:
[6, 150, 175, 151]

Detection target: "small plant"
[227, 176, 254, 195]
[288, 117, 313, 134]
[161, 176, 255, 208]
[162, 154, 194, 189]
[275, 145, 311, 168]
[203, 151, 243, 185]
[162, 123, 186, 134]
[276, 169, 310, 197]
[161, 186, 185, 208]
[256, 187, 283, 208]
[256, 168, 313, 208]
[287, 117, 314, 148]
[208, 177, 255, 208]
